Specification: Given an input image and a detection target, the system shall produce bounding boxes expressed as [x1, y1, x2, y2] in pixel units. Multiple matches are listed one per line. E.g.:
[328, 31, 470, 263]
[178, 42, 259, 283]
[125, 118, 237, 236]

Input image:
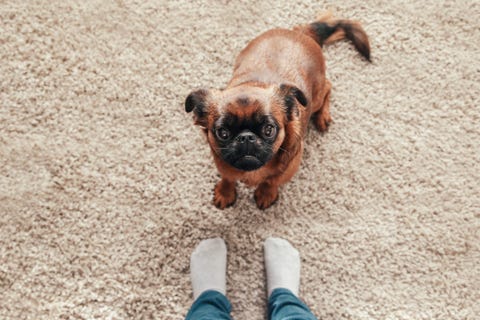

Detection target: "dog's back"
[229, 28, 325, 103]
[228, 12, 370, 115]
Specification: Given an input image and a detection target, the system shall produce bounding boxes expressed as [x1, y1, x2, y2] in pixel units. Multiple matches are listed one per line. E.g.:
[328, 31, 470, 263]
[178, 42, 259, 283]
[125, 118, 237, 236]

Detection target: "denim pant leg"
[268, 288, 318, 320]
[185, 290, 232, 320]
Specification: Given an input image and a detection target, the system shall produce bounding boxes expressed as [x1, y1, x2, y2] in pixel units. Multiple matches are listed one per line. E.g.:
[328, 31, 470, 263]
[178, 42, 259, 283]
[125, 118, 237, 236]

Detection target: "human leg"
[264, 237, 318, 320]
[185, 290, 232, 320]
[268, 288, 317, 320]
[185, 238, 232, 320]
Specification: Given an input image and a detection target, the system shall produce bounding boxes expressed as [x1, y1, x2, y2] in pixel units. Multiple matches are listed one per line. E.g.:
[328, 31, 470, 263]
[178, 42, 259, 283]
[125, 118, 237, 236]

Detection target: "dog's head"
[185, 84, 307, 171]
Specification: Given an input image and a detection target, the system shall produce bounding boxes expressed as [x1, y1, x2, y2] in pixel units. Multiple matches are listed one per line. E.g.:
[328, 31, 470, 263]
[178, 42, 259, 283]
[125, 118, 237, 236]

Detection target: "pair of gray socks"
[190, 237, 301, 300]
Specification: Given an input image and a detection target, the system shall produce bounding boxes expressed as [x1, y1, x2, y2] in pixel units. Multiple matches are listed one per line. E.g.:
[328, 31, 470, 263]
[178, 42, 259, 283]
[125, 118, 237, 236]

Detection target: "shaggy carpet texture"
[1, 0, 479, 319]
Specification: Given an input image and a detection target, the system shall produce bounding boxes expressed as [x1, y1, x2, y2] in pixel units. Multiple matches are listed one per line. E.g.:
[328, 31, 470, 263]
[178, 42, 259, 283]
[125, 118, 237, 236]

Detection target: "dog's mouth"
[232, 155, 264, 171]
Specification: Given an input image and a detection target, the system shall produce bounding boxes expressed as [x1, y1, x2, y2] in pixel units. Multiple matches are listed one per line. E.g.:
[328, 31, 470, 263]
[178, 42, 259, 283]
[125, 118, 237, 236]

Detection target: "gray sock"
[264, 237, 300, 297]
[190, 238, 227, 300]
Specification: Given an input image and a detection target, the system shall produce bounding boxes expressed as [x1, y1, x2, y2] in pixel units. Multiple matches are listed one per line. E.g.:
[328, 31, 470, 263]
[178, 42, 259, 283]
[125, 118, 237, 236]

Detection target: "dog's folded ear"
[279, 84, 308, 120]
[185, 89, 210, 127]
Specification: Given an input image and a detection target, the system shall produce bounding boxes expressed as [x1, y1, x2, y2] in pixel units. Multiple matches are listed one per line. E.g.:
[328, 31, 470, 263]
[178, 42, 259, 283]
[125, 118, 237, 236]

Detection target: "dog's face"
[185, 84, 307, 171]
[211, 103, 280, 171]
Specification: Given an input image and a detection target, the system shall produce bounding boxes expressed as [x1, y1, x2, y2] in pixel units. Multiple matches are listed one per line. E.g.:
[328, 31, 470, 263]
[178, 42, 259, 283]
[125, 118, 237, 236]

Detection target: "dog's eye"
[262, 124, 276, 138]
[216, 127, 231, 141]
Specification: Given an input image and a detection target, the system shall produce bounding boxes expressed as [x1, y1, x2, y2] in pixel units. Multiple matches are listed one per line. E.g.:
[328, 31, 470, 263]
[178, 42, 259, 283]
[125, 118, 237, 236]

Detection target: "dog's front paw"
[254, 183, 279, 210]
[214, 179, 237, 209]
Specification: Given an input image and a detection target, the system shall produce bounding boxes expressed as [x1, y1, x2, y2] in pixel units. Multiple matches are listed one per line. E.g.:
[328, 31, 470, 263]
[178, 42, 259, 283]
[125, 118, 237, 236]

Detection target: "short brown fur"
[186, 12, 370, 209]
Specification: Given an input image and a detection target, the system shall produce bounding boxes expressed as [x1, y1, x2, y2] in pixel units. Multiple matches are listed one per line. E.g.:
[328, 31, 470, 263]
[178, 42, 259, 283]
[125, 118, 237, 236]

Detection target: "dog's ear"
[279, 84, 308, 120]
[185, 89, 211, 127]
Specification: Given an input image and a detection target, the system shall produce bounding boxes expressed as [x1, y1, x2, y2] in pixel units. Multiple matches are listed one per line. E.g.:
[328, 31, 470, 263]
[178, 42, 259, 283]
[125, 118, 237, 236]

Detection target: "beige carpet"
[1, 0, 479, 319]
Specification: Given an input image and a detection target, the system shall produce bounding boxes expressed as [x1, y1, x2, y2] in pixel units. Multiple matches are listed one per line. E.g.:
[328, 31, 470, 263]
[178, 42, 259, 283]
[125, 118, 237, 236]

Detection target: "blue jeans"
[185, 288, 318, 320]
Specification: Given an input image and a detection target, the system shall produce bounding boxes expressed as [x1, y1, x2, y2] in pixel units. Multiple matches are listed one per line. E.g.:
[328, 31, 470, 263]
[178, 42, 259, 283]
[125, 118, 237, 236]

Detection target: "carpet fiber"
[1, 1, 479, 319]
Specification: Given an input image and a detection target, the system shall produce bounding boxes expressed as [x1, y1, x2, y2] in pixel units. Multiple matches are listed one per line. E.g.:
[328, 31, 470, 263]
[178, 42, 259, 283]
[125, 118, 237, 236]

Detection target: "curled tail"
[295, 12, 371, 61]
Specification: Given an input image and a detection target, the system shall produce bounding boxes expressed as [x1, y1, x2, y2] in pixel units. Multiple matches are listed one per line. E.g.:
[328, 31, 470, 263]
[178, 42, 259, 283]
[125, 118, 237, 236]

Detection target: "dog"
[185, 12, 370, 209]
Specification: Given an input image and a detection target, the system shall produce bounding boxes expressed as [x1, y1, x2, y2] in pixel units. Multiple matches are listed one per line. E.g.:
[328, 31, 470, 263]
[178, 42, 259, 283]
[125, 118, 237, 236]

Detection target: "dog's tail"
[294, 12, 371, 61]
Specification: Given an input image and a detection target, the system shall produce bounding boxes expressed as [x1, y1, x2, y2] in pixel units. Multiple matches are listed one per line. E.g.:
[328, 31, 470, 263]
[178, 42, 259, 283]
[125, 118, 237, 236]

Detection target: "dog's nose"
[236, 132, 257, 144]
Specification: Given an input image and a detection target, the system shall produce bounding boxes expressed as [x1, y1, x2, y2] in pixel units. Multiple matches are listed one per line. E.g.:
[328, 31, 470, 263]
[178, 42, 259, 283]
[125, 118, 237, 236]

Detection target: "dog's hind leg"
[312, 79, 332, 132]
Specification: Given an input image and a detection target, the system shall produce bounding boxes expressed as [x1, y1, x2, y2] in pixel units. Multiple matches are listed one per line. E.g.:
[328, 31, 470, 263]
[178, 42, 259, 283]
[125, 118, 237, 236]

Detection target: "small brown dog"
[185, 12, 370, 209]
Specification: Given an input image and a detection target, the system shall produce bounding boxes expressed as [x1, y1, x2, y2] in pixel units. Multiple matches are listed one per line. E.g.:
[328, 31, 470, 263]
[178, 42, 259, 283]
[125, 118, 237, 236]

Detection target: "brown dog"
[185, 12, 370, 209]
